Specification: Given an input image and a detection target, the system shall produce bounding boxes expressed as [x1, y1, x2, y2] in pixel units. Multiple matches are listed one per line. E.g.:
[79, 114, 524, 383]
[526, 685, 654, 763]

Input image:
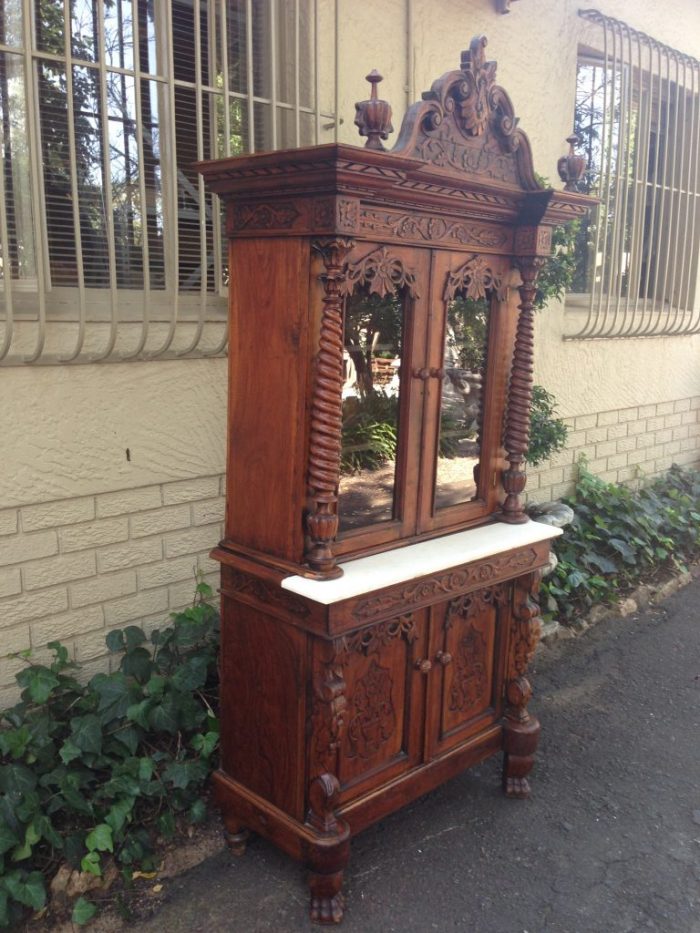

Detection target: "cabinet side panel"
[219, 595, 307, 819]
[226, 237, 310, 560]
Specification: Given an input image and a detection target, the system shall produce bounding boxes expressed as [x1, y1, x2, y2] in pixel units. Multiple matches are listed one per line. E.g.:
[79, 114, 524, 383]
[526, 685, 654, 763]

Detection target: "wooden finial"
[354, 70, 393, 150]
[557, 134, 586, 191]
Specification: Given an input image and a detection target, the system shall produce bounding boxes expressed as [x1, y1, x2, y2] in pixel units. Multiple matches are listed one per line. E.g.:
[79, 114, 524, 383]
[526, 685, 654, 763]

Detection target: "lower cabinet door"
[425, 583, 511, 758]
[309, 610, 429, 805]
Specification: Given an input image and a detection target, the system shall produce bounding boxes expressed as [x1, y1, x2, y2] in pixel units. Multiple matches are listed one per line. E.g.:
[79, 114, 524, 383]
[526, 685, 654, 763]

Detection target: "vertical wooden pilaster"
[500, 255, 545, 523]
[305, 238, 354, 578]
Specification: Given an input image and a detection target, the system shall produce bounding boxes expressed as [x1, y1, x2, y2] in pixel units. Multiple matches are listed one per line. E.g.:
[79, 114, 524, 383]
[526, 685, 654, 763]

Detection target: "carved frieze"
[415, 127, 518, 184]
[359, 208, 509, 250]
[313, 197, 360, 233]
[341, 245, 420, 299]
[352, 549, 537, 622]
[230, 202, 300, 232]
[444, 254, 508, 302]
[514, 225, 552, 256]
[224, 570, 311, 618]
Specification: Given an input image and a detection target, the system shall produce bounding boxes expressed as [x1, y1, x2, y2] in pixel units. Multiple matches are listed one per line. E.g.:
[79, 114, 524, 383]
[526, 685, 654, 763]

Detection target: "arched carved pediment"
[392, 35, 540, 191]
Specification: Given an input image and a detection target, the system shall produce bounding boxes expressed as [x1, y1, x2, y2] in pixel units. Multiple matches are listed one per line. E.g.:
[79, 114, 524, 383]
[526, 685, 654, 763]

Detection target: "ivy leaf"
[3, 870, 47, 909]
[105, 629, 125, 653]
[171, 656, 208, 692]
[70, 715, 102, 755]
[0, 763, 37, 796]
[0, 822, 20, 857]
[189, 799, 207, 824]
[80, 851, 101, 877]
[191, 731, 219, 759]
[120, 647, 154, 684]
[162, 760, 208, 790]
[105, 798, 134, 835]
[86, 823, 113, 853]
[72, 896, 98, 925]
[89, 672, 135, 723]
[0, 726, 30, 759]
[123, 626, 147, 650]
[11, 819, 40, 862]
[16, 667, 60, 704]
[126, 699, 153, 730]
[59, 739, 82, 765]
[113, 727, 140, 756]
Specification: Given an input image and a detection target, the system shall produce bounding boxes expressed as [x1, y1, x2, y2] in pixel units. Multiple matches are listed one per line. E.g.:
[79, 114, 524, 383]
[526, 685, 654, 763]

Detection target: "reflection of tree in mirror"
[343, 290, 402, 396]
[445, 296, 488, 371]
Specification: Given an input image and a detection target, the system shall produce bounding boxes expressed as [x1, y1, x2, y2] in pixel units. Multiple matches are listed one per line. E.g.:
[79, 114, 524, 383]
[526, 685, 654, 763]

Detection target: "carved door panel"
[309, 610, 429, 806]
[425, 584, 510, 759]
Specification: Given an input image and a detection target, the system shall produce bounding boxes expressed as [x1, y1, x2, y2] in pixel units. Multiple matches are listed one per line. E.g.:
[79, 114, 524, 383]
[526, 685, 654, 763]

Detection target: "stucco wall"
[1, 0, 699, 692]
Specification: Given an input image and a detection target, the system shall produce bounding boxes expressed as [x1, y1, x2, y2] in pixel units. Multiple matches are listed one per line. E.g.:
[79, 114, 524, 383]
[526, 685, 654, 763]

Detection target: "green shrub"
[0, 580, 219, 928]
[542, 463, 700, 622]
[527, 385, 569, 466]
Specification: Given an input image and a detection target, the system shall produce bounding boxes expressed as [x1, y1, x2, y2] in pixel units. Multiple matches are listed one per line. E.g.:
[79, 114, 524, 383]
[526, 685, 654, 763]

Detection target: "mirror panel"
[434, 295, 490, 510]
[338, 287, 405, 532]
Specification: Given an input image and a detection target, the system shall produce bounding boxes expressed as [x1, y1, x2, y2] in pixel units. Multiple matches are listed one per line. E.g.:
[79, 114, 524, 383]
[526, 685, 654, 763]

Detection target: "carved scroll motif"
[353, 549, 537, 622]
[500, 257, 545, 523]
[340, 245, 420, 299]
[360, 209, 509, 249]
[231, 202, 300, 231]
[311, 651, 348, 778]
[305, 238, 354, 577]
[342, 614, 418, 655]
[443, 254, 508, 303]
[391, 36, 539, 190]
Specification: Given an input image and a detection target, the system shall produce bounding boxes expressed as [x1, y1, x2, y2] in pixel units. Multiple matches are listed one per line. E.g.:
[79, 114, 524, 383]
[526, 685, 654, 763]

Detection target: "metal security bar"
[568, 10, 700, 339]
[0, 0, 336, 364]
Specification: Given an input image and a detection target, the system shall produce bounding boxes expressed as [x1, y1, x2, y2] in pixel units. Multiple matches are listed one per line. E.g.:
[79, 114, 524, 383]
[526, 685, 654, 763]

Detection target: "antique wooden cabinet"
[198, 37, 591, 924]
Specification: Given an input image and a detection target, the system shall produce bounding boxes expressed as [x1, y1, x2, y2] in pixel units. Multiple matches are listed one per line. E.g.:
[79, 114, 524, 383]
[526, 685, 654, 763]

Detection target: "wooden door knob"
[430, 368, 446, 380]
[414, 658, 432, 674]
[435, 651, 452, 666]
[412, 367, 430, 380]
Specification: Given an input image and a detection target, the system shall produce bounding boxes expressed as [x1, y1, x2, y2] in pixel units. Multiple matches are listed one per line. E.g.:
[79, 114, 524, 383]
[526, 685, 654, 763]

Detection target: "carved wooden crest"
[391, 35, 539, 191]
[341, 246, 420, 299]
[444, 255, 508, 303]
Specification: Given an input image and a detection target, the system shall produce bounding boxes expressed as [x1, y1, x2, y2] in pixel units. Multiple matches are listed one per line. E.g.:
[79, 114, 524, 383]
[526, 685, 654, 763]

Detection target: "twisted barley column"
[305, 238, 354, 577]
[501, 257, 544, 523]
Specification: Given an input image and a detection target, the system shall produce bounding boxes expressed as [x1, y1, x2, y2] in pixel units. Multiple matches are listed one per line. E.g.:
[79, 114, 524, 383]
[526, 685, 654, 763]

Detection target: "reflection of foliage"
[527, 386, 569, 466]
[341, 392, 398, 474]
[445, 296, 488, 371]
[534, 219, 582, 308]
[344, 291, 402, 395]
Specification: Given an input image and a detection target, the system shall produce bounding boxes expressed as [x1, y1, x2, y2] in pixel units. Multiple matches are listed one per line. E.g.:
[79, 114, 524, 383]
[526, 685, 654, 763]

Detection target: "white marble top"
[281, 520, 562, 605]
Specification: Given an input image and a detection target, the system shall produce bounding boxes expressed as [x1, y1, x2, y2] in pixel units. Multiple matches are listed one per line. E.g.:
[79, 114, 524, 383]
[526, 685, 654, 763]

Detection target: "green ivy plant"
[0, 580, 220, 928]
[542, 463, 700, 622]
[527, 385, 569, 466]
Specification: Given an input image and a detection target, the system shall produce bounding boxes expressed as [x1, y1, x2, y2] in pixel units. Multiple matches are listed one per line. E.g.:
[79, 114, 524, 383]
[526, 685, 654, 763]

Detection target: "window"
[0, 0, 334, 362]
[568, 10, 700, 338]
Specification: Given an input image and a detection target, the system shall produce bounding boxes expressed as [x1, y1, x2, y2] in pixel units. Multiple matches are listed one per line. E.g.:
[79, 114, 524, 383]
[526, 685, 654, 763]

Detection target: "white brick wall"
[0, 475, 223, 699]
[530, 395, 700, 504]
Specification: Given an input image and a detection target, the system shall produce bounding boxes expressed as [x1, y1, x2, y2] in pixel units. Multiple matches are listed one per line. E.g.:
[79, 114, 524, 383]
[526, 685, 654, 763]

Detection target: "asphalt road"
[133, 580, 700, 933]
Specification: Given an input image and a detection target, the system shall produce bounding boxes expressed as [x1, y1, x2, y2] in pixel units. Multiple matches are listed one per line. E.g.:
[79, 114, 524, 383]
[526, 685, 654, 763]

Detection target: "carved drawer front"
[426, 584, 510, 758]
[308, 611, 428, 806]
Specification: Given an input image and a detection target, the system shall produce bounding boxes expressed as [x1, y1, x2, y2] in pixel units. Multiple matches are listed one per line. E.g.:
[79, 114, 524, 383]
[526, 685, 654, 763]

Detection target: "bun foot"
[309, 869, 345, 925]
[222, 814, 250, 856]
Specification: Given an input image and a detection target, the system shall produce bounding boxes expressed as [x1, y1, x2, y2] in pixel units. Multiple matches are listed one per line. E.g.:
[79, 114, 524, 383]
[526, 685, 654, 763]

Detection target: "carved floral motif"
[342, 615, 417, 655]
[341, 246, 420, 299]
[444, 254, 508, 302]
[346, 659, 396, 760]
[449, 625, 488, 713]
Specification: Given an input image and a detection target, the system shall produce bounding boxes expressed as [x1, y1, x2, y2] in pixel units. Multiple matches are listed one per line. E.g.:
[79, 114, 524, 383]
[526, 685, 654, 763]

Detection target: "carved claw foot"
[309, 871, 345, 925]
[503, 768, 532, 799]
